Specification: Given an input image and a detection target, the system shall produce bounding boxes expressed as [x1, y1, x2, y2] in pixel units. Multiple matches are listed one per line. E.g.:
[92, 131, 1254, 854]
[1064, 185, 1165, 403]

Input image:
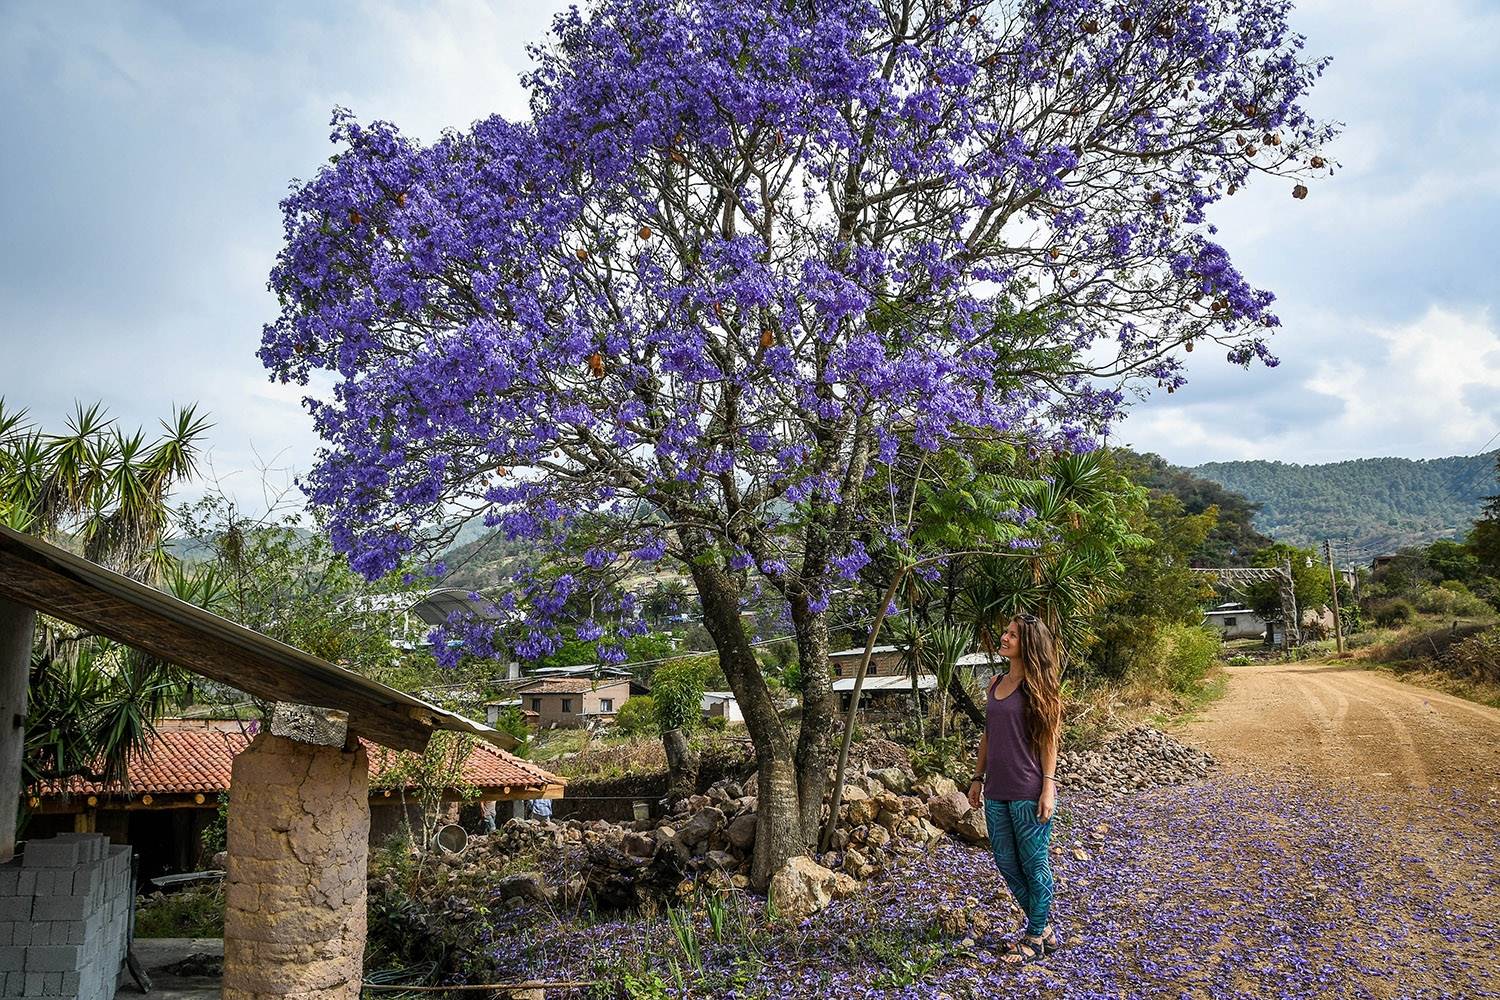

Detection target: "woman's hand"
[1036, 781, 1056, 822]
[967, 779, 983, 810]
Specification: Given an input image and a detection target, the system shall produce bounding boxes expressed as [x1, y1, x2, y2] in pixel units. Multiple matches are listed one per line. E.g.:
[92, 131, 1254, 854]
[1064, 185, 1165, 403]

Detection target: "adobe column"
[222, 709, 369, 1000]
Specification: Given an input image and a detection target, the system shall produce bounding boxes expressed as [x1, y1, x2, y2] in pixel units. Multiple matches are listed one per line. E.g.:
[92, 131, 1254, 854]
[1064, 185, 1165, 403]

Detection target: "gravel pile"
[1058, 725, 1216, 796]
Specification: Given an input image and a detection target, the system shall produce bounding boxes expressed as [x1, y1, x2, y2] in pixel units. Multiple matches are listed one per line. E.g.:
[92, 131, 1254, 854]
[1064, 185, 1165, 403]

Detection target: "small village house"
[826, 643, 901, 678]
[513, 674, 633, 727]
[1202, 602, 1268, 640]
[700, 691, 744, 724]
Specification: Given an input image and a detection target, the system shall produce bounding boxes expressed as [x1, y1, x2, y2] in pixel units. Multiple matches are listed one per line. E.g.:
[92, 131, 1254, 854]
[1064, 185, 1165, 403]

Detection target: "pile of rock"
[413, 726, 1212, 920]
[1056, 725, 1216, 796]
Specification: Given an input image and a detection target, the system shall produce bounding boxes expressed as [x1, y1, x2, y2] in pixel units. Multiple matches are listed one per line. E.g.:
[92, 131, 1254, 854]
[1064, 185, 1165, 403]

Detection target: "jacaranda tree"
[261, 0, 1332, 884]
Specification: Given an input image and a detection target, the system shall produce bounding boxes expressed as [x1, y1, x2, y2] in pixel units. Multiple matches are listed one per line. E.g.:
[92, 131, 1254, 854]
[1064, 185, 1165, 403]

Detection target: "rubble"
[398, 726, 1212, 915]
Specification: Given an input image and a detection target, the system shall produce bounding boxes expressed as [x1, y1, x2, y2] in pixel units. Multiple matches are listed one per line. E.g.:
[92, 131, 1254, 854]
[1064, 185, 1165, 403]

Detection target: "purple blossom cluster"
[259, 0, 1334, 655]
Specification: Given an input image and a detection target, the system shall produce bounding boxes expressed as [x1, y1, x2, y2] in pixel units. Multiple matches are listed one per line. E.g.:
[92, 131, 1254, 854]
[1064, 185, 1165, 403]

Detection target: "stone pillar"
[223, 732, 369, 1000]
[0, 597, 36, 863]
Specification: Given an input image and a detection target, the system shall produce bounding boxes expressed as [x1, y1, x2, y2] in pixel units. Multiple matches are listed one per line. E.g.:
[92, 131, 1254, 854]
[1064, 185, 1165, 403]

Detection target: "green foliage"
[176, 493, 412, 683]
[651, 656, 714, 734]
[134, 884, 224, 939]
[614, 695, 658, 735]
[1413, 583, 1491, 618]
[1246, 542, 1329, 624]
[534, 630, 678, 675]
[201, 793, 230, 857]
[1192, 451, 1496, 553]
[1153, 624, 1222, 695]
[1370, 599, 1415, 627]
[1089, 472, 1220, 679]
[1107, 449, 1272, 565]
[368, 730, 478, 849]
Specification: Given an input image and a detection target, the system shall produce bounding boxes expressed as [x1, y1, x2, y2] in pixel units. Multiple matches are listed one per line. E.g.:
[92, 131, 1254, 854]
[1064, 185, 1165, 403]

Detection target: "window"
[867, 661, 877, 676]
[600, 698, 614, 713]
[1224, 617, 1237, 627]
[833, 664, 843, 678]
[561, 698, 573, 713]
[530, 697, 542, 712]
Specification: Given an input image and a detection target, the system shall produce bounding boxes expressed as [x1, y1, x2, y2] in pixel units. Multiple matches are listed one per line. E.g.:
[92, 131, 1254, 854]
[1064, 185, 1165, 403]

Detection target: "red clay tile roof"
[42, 727, 562, 799]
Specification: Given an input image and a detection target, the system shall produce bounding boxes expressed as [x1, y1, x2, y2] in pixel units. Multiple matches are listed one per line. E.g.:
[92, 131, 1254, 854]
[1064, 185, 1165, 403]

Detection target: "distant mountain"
[1111, 450, 1272, 565]
[1189, 453, 1498, 555]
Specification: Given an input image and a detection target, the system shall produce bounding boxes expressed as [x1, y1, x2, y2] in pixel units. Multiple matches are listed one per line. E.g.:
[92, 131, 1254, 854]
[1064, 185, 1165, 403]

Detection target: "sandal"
[1039, 926, 1062, 955]
[1000, 934, 1047, 965]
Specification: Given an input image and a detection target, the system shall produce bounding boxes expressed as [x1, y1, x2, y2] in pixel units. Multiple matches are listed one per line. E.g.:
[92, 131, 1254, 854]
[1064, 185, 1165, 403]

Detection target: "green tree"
[1, 401, 209, 808]
[1246, 543, 1329, 632]
[651, 656, 715, 801]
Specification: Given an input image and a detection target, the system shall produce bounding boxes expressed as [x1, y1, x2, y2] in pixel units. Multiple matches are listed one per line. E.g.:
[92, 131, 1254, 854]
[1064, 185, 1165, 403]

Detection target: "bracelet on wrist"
[971, 775, 984, 785]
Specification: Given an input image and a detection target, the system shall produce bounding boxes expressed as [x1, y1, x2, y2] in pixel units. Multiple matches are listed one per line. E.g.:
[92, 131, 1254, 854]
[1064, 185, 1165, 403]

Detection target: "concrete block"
[43, 971, 62, 995]
[0, 923, 10, 946]
[70, 866, 100, 900]
[65, 922, 83, 945]
[0, 947, 21, 972]
[32, 895, 89, 922]
[24, 945, 79, 972]
[0, 869, 16, 896]
[15, 873, 34, 897]
[51, 834, 105, 864]
[0, 899, 28, 923]
[30, 870, 57, 894]
[20, 841, 80, 869]
[0, 972, 16, 998]
[9, 923, 28, 946]
[23, 973, 42, 998]
[60, 970, 79, 995]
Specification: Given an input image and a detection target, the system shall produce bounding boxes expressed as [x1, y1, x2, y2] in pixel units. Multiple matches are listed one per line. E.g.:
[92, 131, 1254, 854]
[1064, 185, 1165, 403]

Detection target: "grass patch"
[134, 884, 224, 938]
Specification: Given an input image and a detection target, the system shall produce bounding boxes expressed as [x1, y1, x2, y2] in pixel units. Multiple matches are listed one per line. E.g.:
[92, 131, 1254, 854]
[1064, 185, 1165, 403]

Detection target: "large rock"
[918, 775, 960, 800]
[495, 872, 555, 904]
[928, 790, 972, 833]
[840, 783, 871, 803]
[954, 807, 988, 845]
[726, 813, 757, 851]
[676, 805, 725, 847]
[768, 856, 846, 922]
[622, 832, 655, 859]
[845, 797, 878, 827]
[868, 767, 912, 795]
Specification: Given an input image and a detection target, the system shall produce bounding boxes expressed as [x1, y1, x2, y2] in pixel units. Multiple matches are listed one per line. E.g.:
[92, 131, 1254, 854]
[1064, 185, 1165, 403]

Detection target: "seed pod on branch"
[1292, 184, 1308, 200]
[588, 352, 606, 377]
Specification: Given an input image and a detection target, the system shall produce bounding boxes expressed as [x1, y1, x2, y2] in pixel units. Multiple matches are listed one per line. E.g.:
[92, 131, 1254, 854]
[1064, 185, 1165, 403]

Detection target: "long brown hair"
[1010, 615, 1063, 761]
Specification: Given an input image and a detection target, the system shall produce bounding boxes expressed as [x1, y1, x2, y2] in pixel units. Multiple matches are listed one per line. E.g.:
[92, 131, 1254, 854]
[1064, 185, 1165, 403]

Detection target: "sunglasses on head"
[1016, 613, 1039, 624]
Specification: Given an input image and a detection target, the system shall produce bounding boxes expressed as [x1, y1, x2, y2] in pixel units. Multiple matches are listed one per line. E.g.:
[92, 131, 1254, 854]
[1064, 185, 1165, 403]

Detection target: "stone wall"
[0, 832, 131, 1000]
[223, 732, 369, 1000]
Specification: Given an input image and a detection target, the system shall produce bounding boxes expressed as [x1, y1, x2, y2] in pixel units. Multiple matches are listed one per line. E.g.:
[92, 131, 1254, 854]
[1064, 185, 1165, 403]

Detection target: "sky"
[3, 0, 1499, 515]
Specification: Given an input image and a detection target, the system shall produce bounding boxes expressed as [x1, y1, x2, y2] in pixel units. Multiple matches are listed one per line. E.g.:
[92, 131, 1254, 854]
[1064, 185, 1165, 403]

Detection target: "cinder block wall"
[0, 832, 131, 1000]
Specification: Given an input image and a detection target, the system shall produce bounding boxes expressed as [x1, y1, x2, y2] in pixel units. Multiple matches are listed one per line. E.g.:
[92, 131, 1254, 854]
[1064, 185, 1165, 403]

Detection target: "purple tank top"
[984, 680, 1042, 802]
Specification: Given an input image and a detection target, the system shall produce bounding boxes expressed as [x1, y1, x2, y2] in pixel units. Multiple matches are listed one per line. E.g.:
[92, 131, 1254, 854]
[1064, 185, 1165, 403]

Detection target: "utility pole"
[1325, 539, 1345, 655]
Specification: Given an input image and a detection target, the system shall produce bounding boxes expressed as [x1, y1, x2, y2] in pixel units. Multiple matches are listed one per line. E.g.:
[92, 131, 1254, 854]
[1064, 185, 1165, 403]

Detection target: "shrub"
[134, 884, 224, 938]
[1448, 629, 1500, 684]
[1158, 623, 1221, 694]
[614, 695, 657, 736]
[1369, 599, 1415, 627]
[704, 714, 727, 732]
[1414, 583, 1491, 618]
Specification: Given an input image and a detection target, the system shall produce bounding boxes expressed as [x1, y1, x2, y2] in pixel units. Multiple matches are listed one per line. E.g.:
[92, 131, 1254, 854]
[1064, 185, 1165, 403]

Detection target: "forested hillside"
[1190, 453, 1497, 554]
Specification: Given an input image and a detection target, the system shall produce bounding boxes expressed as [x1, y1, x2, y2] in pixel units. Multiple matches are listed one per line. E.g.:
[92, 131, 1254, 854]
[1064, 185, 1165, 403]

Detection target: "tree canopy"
[260, 0, 1332, 884]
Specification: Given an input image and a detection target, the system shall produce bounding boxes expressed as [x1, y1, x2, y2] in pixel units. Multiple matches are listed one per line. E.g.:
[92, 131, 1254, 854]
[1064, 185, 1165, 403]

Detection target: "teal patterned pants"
[984, 798, 1055, 935]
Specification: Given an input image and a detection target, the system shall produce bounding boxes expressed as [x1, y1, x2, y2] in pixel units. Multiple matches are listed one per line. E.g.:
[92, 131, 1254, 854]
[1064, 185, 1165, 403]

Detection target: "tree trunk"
[688, 561, 803, 889]
[947, 670, 985, 727]
[661, 727, 700, 802]
[0, 598, 35, 862]
[788, 597, 833, 845]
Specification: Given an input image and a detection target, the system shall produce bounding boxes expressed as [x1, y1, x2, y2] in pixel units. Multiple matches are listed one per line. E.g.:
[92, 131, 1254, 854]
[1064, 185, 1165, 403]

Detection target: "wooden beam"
[0, 526, 515, 753]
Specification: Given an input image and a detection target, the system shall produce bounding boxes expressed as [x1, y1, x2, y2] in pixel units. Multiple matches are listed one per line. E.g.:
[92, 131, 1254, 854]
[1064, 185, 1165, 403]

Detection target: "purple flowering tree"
[261, 0, 1332, 885]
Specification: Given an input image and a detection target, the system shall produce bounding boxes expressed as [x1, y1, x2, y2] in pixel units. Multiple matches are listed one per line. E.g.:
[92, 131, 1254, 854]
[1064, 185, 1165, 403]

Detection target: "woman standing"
[966, 613, 1064, 964]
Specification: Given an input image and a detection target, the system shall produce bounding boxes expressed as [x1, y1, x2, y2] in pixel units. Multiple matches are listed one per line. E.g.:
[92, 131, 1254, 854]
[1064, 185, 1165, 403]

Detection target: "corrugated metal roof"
[832, 674, 937, 692]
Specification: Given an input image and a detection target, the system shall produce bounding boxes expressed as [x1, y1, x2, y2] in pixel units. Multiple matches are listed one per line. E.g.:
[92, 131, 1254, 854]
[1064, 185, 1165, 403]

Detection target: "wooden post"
[1325, 540, 1345, 654]
[0, 596, 35, 863]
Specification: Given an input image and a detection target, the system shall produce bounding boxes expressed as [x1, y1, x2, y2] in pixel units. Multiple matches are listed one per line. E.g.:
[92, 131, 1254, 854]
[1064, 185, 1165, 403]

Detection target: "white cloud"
[1126, 305, 1500, 463]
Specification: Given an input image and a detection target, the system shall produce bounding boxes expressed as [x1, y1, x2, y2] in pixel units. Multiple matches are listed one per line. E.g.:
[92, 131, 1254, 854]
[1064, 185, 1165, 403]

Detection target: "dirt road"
[1183, 660, 1500, 796]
